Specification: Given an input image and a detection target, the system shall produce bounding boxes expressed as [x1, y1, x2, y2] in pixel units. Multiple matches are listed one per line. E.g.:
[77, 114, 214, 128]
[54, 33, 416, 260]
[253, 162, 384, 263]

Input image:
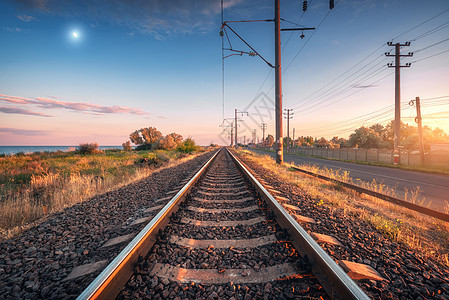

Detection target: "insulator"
[302, 0, 307, 12]
[329, 0, 334, 9]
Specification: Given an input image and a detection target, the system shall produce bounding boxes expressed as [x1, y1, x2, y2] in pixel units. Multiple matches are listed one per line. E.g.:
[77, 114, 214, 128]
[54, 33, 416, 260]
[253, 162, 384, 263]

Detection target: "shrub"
[78, 143, 100, 154]
[135, 153, 161, 167]
[122, 141, 132, 151]
[177, 137, 199, 153]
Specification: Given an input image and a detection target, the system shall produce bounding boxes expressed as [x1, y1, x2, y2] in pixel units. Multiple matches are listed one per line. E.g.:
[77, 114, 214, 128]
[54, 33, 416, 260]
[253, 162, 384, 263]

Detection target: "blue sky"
[1, 0, 448, 146]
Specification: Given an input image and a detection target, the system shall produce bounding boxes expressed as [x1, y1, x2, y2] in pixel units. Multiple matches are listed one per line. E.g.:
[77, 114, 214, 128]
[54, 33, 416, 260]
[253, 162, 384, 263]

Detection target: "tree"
[266, 134, 274, 146]
[130, 130, 143, 145]
[167, 133, 183, 144]
[78, 142, 100, 154]
[348, 126, 386, 149]
[140, 127, 162, 145]
[122, 141, 132, 151]
[331, 136, 347, 148]
[129, 127, 162, 150]
[283, 136, 292, 147]
[177, 137, 198, 153]
[160, 135, 177, 150]
[315, 137, 330, 148]
[297, 136, 314, 147]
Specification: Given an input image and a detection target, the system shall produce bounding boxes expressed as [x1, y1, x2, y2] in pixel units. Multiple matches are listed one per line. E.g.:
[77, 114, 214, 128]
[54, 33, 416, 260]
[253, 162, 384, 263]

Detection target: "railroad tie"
[180, 216, 266, 226]
[170, 234, 277, 249]
[149, 263, 300, 285]
[192, 197, 255, 204]
[186, 205, 259, 213]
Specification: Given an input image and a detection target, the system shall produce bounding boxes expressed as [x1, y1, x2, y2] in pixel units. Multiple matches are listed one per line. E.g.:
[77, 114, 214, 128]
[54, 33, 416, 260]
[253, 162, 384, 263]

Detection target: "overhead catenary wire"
[221, 0, 225, 121]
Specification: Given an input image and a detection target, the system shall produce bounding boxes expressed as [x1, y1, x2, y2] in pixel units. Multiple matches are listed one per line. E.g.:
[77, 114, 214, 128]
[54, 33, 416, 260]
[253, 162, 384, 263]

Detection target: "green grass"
[0, 148, 201, 239]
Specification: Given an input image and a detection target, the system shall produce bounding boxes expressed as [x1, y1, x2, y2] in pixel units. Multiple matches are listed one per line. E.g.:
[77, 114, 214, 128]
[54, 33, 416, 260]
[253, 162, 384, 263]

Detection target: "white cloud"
[16, 14, 35, 22]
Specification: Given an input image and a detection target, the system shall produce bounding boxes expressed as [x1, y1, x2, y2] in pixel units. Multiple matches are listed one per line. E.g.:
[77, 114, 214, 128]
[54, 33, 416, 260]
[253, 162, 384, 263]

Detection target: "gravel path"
[237, 151, 449, 299]
[0, 151, 214, 299]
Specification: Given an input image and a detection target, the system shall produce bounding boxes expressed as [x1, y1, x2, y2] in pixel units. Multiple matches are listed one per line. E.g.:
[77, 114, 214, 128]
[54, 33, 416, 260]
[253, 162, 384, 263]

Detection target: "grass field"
[237, 149, 449, 268]
[0, 148, 204, 239]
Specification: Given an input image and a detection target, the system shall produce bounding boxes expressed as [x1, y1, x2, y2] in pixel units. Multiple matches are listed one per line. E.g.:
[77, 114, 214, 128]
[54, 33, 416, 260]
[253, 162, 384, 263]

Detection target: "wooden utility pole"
[386, 42, 412, 164]
[230, 124, 234, 146]
[414, 97, 425, 164]
[235, 109, 238, 147]
[261, 123, 267, 145]
[274, 0, 283, 163]
[252, 129, 257, 145]
[284, 108, 293, 150]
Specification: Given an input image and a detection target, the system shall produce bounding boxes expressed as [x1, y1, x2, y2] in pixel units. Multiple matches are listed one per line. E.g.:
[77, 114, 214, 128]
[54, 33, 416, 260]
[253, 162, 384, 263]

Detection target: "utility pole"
[261, 123, 267, 146]
[234, 109, 248, 147]
[235, 109, 238, 147]
[410, 97, 425, 164]
[221, 0, 316, 162]
[274, 0, 283, 163]
[293, 128, 295, 146]
[284, 108, 293, 150]
[386, 42, 412, 164]
[230, 124, 234, 146]
[252, 129, 257, 145]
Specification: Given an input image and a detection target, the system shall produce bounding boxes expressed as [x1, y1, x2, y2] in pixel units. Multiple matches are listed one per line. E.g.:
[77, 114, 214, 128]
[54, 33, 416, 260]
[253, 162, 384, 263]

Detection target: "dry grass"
[237, 149, 449, 268]
[0, 149, 206, 240]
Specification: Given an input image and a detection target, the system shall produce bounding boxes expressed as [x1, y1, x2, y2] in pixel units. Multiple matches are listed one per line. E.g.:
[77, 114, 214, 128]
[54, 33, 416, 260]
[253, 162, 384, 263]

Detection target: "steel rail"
[290, 165, 449, 223]
[77, 149, 221, 300]
[228, 149, 370, 300]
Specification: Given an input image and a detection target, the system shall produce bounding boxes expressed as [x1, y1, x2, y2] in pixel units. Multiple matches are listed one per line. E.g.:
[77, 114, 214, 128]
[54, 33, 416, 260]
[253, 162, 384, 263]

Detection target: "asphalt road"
[250, 149, 449, 213]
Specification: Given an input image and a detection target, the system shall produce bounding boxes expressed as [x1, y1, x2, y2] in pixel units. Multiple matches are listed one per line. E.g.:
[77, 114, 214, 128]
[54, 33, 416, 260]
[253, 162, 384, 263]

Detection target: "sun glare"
[72, 32, 78, 38]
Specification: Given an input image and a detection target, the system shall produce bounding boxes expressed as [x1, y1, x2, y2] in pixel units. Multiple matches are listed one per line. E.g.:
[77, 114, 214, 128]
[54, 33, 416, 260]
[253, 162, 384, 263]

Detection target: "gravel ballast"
[0, 151, 214, 299]
[236, 150, 449, 299]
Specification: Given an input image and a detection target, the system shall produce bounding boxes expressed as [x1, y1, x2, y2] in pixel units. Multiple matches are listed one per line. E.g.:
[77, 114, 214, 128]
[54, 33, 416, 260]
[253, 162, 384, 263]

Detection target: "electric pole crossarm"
[281, 27, 315, 31]
[223, 20, 272, 25]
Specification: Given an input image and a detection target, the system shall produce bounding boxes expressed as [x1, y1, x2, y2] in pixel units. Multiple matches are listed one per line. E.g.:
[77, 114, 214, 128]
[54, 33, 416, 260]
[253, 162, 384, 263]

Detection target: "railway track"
[79, 148, 370, 299]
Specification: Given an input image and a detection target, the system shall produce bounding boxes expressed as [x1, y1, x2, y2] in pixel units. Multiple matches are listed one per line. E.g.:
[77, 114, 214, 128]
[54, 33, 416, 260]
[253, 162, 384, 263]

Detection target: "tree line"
[123, 127, 198, 153]
[263, 121, 448, 151]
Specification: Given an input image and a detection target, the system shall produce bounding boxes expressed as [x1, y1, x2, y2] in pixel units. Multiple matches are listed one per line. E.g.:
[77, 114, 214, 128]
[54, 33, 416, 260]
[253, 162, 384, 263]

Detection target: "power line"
[414, 37, 449, 53]
[292, 66, 391, 115]
[411, 21, 449, 41]
[391, 7, 449, 41]
[291, 45, 388, 109]
[411, 48, 449, 64]
[291, 56, 388, 111]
